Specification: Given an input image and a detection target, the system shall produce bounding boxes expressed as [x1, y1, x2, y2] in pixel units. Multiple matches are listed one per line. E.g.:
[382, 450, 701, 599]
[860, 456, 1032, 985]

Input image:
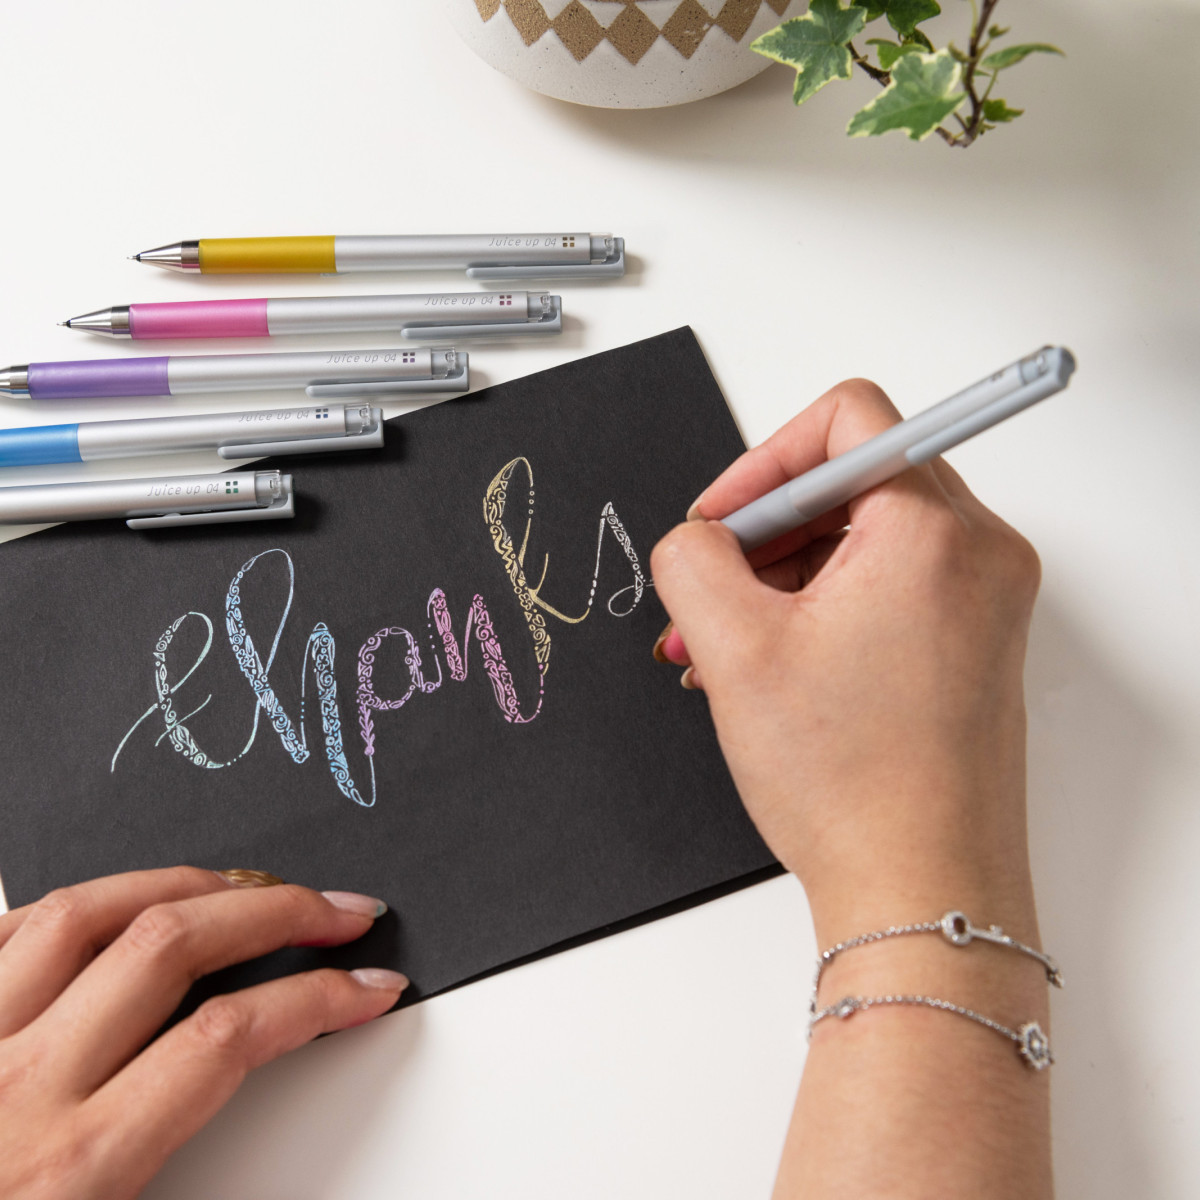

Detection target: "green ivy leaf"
[988, 24, 1011, 38]
[980, 42, 1064, 71]
[847, 49, 965, 141]
[751, 0, 868, 106]
[860, 1, 887, 18]
[883, 0, 941, 38]
[907, 27, 934, 50]
[982, 98, 1023, 122]
[866, 37, 923, 70]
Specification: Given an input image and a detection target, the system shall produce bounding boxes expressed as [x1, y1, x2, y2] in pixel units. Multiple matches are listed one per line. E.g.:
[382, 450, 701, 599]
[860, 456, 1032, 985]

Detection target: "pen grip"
[28, 358, 170, 400]
[130, 300, 270, 339]
[198, 237, 336, 274]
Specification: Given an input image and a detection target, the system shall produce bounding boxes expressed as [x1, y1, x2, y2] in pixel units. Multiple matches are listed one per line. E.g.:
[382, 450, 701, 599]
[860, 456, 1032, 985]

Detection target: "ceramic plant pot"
[448, 0, 805, 109]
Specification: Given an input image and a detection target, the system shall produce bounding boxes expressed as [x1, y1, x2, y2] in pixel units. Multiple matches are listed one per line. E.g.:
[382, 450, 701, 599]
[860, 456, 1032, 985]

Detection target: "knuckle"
[651, 520, 716, 580]
[26, 887, 89, 937]
[191, 996, 254, 1057]
[122, 902, 191, 961]
[831, 376, 899, 418]
[270, 883, 319, 918]
[166, 863, 222, 890]
[17, 1131, 95, 1199]
[992, 527, 1042, 602]
[299, 969, 350, 1016]
[650, 523, 689, 574]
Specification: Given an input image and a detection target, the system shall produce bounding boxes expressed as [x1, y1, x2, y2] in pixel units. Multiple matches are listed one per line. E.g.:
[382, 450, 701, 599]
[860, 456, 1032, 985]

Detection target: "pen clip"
[126, 481, 296, 528]
[905, 348, 1075, 466]
[217, 428, 385, 459]
[467, 240, 624, 281]
[400, 302, 562, 342]
[305, 355, 469, 399]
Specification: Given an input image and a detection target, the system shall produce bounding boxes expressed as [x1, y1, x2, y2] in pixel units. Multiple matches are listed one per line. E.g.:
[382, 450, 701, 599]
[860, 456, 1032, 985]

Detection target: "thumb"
[650, 518, 785, 683]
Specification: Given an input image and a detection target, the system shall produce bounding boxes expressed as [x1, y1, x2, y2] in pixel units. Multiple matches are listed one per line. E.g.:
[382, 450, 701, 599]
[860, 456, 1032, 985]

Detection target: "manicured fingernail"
[351, 968, 409, 991]
[680, 666, 699, 690]
[685, 493, 707, 522]
[215, 869, 285, 889]
[652, 621, 674, 663]
[323, 891, 388, 919]
[660, 627, 688, 665]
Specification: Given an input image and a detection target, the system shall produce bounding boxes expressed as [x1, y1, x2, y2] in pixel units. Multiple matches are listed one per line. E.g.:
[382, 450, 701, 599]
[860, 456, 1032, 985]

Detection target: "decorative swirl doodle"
[484, 458, 552, 671]
[427, 588, 540, 723]
[303, 622, 370, 807]
[226, 549, 306, 762]
[357, 626, 437, 757]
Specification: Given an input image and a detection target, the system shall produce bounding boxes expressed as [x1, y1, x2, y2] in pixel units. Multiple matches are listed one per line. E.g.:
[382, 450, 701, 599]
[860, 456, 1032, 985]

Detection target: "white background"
[1, 2, 1198, 1196]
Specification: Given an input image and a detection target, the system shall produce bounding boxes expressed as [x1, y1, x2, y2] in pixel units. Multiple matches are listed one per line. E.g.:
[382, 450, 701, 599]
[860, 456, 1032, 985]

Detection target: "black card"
[0, 327, 779, 1003]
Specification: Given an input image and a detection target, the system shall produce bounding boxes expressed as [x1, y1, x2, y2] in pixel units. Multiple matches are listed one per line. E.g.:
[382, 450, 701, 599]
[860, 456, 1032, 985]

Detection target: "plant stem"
[847, 41, 890, 87]
[848, 0, 1005, 149]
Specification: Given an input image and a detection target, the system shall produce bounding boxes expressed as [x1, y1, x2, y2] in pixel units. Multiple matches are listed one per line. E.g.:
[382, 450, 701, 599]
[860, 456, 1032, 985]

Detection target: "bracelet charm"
[811, 994, 1055, 1070]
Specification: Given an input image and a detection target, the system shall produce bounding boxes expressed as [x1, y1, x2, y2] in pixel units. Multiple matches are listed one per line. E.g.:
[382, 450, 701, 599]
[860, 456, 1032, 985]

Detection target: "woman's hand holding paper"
[0, 866, 405, 1200]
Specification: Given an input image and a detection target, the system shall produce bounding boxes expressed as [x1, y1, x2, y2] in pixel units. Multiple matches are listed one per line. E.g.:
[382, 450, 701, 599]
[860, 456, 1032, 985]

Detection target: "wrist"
[804, 862, 1040, 956]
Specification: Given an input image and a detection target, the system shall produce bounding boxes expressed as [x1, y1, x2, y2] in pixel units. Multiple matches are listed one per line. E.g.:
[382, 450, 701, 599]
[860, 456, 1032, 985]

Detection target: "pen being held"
[655, 346, 1075, 674]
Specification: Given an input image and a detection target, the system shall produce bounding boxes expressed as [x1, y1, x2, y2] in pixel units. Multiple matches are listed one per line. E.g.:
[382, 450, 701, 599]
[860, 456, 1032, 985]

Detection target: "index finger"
[690, 379, 951, 562]
[0, 866, 252, 1038]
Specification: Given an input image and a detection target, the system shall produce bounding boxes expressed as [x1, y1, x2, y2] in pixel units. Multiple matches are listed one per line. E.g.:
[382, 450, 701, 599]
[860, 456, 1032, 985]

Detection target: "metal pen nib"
[131, 241, 201, 272]
[61, 306, 132, 337]
[0, 366, 30, 396]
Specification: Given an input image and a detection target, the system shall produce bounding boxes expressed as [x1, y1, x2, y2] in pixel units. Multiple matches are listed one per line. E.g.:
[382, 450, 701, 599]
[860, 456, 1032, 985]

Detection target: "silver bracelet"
[806, 910, 1063, 1071]
[810, 909, 1063, 1015]
[810, 993, 1055, 1070]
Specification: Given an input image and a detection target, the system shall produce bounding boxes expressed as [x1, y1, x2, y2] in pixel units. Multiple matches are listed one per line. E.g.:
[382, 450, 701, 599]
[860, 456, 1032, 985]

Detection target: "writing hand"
[650, 376, 1042, 949]
[0, 866, 406, 1200]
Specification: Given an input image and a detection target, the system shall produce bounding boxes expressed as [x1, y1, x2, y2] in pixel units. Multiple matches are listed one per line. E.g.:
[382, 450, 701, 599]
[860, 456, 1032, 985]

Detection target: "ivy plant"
[751, 0, 1062, 147]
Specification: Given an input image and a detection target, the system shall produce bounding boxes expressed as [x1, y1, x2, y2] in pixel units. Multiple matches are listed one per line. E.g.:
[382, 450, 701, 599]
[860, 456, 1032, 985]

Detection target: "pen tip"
[128, 254, 140, 261]
[58, 321, 68, 327]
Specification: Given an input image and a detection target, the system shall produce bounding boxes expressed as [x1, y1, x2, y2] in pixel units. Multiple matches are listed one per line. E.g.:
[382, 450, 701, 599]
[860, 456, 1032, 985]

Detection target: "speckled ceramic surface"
[447, 0, 805, 109]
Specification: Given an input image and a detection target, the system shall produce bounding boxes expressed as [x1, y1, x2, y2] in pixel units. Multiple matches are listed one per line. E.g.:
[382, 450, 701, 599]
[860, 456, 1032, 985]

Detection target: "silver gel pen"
[0, 470, 295, 529]
[131, 234, 625, 281]
[722, 347, 1077, 551]
[62, 292, 563, 341]
[0, 347, 467, 402]
[0, 404, 383, 468]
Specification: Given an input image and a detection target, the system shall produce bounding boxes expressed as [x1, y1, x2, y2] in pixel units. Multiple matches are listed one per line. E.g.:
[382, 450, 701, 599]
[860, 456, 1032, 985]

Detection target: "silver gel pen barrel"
[132, 234, 625, 280]
[722, 347, 1077, 552]
[0, 404, 384, 469]
[0, 470, 295, 529]
[0, 348, 468, 402]
[62, 292, 562, 341]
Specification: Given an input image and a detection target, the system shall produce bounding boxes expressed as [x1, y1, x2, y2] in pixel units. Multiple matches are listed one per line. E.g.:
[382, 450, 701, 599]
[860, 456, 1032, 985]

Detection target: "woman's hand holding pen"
[651, 377, 1043, 944]
[0, 867, 406, 1200]
[650, 377, 1052, 1198]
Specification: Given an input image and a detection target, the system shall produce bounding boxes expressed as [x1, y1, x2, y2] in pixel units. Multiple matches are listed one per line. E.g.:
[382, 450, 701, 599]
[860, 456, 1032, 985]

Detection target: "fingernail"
[680, 666, 699, 690]
[660, 627, 688, 665]
[685, 493, 707, 522]
[652, 621, 674, 663]
[351, 968, 409, 991]
[323, 891, 388, 919]
[216, 869, 285, 889]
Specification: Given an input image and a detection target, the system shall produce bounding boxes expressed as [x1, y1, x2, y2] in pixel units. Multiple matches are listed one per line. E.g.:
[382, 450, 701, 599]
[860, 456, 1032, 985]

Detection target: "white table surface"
[2, 2, 1198, 1196]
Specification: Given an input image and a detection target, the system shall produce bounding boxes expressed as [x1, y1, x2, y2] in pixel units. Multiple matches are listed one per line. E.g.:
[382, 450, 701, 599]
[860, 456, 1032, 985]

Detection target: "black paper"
[0, 328, 779, 1004]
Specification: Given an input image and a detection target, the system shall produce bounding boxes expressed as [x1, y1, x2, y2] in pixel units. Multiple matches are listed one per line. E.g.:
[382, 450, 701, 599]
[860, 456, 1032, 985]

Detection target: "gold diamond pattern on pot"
[505, 0, 553, 45]
[605, 4, 660, 64]
[480, 0, 785, 64]
[553, 0, 608, 61]
[660, 0, 715, 58]
[713, 0, 760, 41]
